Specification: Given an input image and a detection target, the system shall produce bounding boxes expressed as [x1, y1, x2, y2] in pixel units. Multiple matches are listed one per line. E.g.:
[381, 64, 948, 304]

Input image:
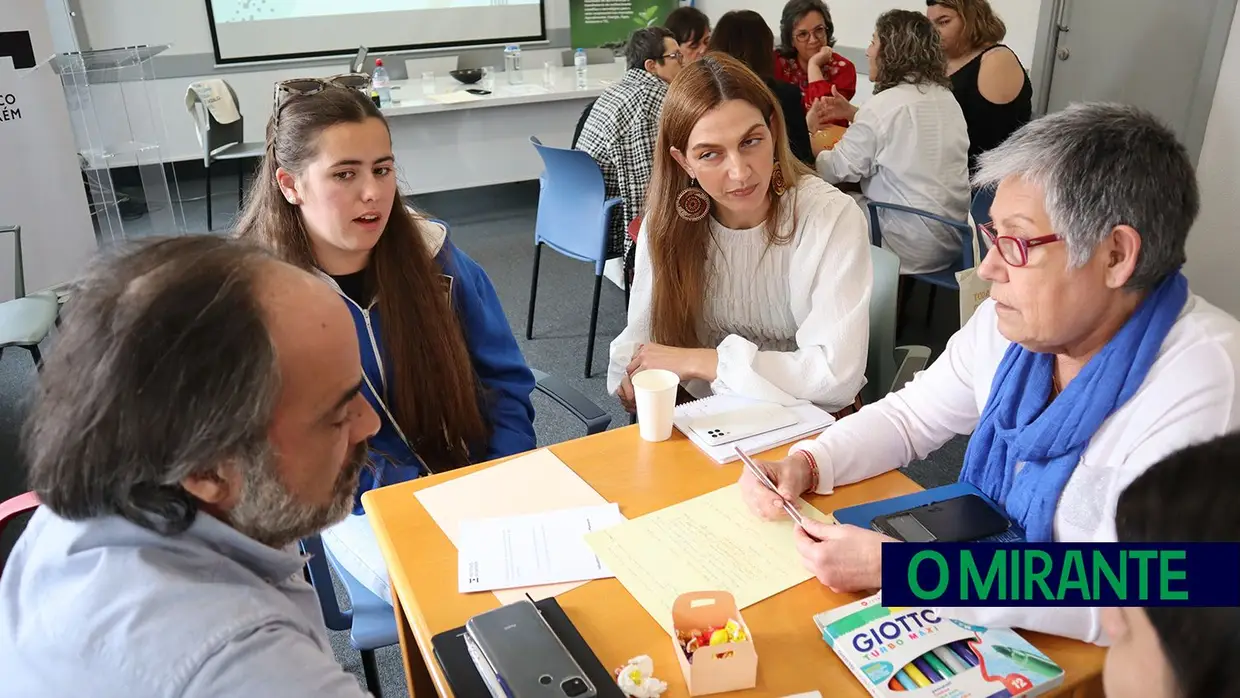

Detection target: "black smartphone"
[466, 88, 492, 95]
[871, 494, 1010, 542]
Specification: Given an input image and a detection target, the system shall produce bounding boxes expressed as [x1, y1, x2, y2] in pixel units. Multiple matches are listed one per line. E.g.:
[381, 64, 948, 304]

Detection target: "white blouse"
[791, 296, 1240, 644]
[607, 176, 872, 412]
[816, 82, 970, 275]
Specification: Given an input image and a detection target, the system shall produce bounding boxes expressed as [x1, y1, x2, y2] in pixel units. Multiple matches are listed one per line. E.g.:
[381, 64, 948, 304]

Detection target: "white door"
[1040, 0, 1237, 160]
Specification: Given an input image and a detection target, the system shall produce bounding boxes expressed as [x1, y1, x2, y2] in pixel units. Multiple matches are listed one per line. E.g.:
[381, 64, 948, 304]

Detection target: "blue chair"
[298, 370, 611, 696]
[299, 534, 389, 697]
[865, 201, 980, 328]
[865, 245, 932, 403]
[525, 136, 624, 378]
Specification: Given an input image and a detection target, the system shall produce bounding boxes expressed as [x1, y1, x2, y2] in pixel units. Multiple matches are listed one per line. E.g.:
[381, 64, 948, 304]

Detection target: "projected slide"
[206, 0, 546, 63]
[213, 0, 538, 23]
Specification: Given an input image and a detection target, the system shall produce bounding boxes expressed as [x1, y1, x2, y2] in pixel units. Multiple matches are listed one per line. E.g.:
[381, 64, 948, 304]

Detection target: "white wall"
[1185, 6, 1240, 317]
[82, 0, 573, 56]
[694, 0, 1042, 67]
[73, 0, 574, 162]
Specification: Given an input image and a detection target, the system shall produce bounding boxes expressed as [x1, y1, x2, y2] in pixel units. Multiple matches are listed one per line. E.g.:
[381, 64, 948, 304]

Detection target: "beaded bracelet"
[800, 450, 820, 494]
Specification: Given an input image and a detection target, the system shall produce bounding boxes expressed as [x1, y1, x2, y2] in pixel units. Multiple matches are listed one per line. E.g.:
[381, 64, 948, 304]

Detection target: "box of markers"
[813, 593, 1064, 697]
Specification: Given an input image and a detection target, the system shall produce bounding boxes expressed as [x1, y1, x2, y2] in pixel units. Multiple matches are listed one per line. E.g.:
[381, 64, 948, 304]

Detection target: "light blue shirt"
[0, 507, 370, 698]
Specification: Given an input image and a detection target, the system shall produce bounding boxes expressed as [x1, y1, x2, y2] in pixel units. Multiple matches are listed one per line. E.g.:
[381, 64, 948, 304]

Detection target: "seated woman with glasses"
[740, 103, 1240, 643]
[774, 0, 856, 121]
[236, 80, 536, 604]
[812, 9, 970, 275]
[608, 53, 872, 417]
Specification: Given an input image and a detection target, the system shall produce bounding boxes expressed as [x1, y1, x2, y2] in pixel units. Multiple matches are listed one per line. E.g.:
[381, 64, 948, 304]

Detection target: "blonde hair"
[930, 0, 1006, 50]
[645, 52, 815, 348]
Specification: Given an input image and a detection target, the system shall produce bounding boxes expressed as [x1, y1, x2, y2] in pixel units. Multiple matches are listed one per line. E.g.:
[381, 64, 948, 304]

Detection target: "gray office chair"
[190, 80, 266, 231]
[560, 48, 615, 66]
[0, 225, 58, 370]
[865, 245, 931, 404]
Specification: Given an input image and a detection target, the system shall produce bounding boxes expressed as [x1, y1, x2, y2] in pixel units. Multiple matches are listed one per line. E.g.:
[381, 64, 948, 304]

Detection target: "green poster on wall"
[569, 0, 680, 51]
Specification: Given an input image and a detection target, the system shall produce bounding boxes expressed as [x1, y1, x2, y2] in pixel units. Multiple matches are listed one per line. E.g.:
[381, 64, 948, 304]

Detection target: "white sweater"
[607, 176, 872, 411]
[816, 82, 970, 275]
[791, 296, 1240, 644]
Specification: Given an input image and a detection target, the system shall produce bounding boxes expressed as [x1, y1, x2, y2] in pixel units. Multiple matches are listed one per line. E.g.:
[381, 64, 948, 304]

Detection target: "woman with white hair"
[741, 102, 1240, 643]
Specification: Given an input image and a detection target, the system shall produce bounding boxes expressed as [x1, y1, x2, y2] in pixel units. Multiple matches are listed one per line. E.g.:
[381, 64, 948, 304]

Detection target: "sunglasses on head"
[270, 73, 373, 128]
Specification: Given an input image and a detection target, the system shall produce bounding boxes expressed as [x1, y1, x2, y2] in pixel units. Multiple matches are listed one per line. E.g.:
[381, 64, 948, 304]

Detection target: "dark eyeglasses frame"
[270, 73, 372, 129]
[977, 221, 1064, 267]
[661, 51, 684, 63]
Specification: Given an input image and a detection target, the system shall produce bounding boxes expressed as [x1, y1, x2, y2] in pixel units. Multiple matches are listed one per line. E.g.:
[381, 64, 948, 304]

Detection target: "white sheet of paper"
[458, 503, 626, 593]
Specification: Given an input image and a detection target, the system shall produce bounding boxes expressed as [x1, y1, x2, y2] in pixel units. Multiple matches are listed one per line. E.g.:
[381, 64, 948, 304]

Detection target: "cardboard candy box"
[671, 592, 757, 696]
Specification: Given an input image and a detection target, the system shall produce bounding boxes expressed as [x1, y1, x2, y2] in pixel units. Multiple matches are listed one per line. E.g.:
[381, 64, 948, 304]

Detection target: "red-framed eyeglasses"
[977, 221, 1064, 267]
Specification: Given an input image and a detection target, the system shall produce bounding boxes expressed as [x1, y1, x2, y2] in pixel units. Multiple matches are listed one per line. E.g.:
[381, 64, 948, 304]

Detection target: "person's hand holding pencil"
[737, 449, 816, 523]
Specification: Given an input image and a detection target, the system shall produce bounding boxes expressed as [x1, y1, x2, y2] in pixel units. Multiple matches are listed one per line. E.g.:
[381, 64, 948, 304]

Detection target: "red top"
[774, 51, 858, 127]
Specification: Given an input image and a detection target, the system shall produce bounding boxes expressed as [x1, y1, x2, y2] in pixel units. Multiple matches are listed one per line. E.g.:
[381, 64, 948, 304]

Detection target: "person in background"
[577, 27, 684, 257]
[709, 10, 815, 166]
[775, 0, 857, 119]
[236, 85, 536, 604]
[665, 6, 711, 63]
[927, 0, 1033, 174]
[609, 53, 871, 416]
[1103, 433, 1240, 698]
[741, 103, 1240, 645]
[0, 237, 379, 697]
[814, 9, 969, 275]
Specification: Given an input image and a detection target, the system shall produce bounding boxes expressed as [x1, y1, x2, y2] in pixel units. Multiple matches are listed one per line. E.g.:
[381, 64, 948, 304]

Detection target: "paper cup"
[632, 369, 679, 442]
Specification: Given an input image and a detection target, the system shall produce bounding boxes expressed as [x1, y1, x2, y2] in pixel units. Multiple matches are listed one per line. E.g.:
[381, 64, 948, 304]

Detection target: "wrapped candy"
[676, 619, 748, 662]
[614, 655, 668, 698]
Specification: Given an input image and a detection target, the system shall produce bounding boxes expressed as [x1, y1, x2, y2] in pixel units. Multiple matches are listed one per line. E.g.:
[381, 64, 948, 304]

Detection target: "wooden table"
[362, 427, 1105, 697]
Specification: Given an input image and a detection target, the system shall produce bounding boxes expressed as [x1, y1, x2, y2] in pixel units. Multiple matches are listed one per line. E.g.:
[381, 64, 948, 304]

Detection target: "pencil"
[904, 663, 933, 688]
[924, 650, 954, 679]
[913, 655, 943, 683]
[894, 669, 918, 691]
[993, 644, 1061, 677]
[932, 646, 968, 675]
[950, 640, 979, 667]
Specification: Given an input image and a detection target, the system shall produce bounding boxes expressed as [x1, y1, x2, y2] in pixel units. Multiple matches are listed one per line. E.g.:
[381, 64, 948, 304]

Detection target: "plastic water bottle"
[371, 59, 392, 107]
[505, 45, 523, 85]
[574, 48, 588, 90]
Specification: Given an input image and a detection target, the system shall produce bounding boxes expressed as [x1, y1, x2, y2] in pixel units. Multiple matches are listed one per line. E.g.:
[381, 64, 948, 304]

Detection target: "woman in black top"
[708, 10, 816, 166]
[926, 0, 1032, 174]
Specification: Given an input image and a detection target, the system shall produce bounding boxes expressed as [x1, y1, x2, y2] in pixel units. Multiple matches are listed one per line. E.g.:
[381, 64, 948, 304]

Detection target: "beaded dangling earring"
[771, 160, 788, 197]
[675, 178, 711, 221]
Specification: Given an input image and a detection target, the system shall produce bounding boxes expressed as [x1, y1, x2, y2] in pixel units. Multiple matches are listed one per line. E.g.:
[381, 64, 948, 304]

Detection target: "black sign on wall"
[0, 31, 36, 70]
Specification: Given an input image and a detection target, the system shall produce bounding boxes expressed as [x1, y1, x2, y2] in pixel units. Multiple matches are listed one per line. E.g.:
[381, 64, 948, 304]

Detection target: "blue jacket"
[325, 220, 537, 514]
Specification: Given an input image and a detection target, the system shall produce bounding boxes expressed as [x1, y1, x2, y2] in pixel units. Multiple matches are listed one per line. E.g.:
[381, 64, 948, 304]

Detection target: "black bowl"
[450, 69, 484, 85]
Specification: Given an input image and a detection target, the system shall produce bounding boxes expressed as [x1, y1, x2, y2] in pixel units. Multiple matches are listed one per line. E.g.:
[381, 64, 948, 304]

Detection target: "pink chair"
[0, 492, 39, 576]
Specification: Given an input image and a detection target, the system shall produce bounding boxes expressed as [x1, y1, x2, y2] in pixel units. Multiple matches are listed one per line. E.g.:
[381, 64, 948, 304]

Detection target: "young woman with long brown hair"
[607, 52, 872, 415]
[236, 83, 535, 602]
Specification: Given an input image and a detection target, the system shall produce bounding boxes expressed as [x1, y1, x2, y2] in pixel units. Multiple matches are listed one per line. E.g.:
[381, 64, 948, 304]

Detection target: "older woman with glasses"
[740, 103, 1240, 644]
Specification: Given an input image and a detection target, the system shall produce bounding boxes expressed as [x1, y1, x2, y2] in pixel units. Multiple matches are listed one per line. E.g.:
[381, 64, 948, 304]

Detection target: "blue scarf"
[959, 271, 1189, 542]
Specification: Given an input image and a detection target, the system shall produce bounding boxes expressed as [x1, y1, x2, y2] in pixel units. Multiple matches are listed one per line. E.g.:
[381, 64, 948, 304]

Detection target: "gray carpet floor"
[0, 172, 969, 696]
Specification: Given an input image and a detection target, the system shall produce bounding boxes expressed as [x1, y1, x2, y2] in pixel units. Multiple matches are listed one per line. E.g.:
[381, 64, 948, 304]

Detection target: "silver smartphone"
[465, 600, 598, 698]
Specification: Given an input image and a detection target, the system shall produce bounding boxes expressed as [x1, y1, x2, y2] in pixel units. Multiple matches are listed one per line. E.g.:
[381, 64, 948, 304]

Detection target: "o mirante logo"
[880, 543, 1240, 607]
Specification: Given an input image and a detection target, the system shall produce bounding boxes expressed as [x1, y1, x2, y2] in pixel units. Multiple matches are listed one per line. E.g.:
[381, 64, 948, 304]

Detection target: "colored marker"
[933, 646, 968, 675]
[888, 677, 905, 692]
[913, 655, 943, 683]
[993, 644, 1061, 678]
[903, 663, 933, 688]
[924, 650, 954, 679]
[893, 669, 918, 691]
[950, 640, 979, 667]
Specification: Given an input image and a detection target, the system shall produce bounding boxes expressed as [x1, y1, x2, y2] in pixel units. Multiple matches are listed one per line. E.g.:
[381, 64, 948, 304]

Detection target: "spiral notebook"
[673, 395, 835, 464]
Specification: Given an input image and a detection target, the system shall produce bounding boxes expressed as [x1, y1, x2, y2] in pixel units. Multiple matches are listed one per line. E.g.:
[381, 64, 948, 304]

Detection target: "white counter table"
[380, 61, 625, 194]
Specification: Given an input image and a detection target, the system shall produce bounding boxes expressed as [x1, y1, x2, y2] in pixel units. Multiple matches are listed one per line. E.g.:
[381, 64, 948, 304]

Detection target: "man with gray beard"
[0, 236, 381, 697]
